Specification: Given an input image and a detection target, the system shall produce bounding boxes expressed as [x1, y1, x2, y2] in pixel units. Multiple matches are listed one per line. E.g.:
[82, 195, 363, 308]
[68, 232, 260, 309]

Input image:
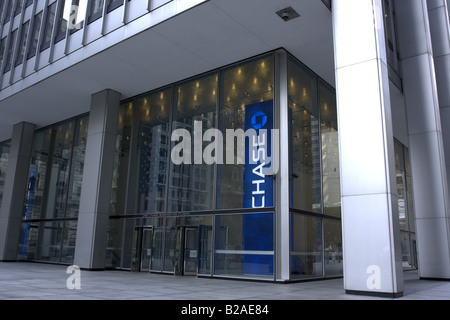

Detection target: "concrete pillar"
[395, 0, 450, 279]
[275, 49, 290, 281]
[74, 89, 121, 270]
[332, 0, 404, 297]
[428, 0, 450, 205]
[0, 122, 35, 261]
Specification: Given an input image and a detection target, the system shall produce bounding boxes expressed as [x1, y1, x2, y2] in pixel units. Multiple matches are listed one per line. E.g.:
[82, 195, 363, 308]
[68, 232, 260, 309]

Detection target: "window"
[14, 0, 24, 16]
[3, 29, 17, 73]
[168, 73, 218, 212]
[0, 38, 6, 69]
[18, 115, 89, 263]
[290, 214, 323, 279]
[88, 0, 104, 23]
[106, 0, 123, 13]
[216, 55, 274, 210]
[288, 58, 321, 213]
[3, 0, 13, 24]
[136, 88, 171, 214]
[0, 140, 11, 210]
[15, 21, 30, 66]
[382, 0, 401, 76]
[27, 11, 42, 59]
[40, 2, 56, 52]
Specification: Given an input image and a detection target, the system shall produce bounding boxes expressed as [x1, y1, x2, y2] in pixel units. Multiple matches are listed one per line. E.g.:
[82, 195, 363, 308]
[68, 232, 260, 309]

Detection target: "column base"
[420, 277, 450, 281]
[346, 290, 404, 298]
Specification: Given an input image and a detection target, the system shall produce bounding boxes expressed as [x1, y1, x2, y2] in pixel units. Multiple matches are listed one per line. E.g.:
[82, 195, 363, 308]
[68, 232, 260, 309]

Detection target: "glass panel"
[106, 218, 123, 268]
[27, 11, 42, 59]
[214, 213, 274, 279]
[88, 0, 104, 23]
[17, 222, 39, 260]
[15, 20, 30, 66]
[109, 102, 133, 216]
[137, 88, 171, 214]
[290, 213, 323, 279]
[0, 37, 6, 68]
[168, 73, 217, 212]
[36, 220, 63, 262]
[20, 116, 87, 263]
[324, 219, 342, 277]
[66, 116, 89, 218]
[319, 82, 340, 217]
[217, 54, 274, 209]
[404, 147, 415, 233]
[400, 232, 418, 269]
[0, 140, 10, 209]
[43, 120, 75, 219]
[41, 2, 56, 51]
[164, 215, 213, 275]
[25, 128, 53, 220]
[4, 29, 17, 73]
[288, 59, 321, 213]
[60, 220, 77, 263]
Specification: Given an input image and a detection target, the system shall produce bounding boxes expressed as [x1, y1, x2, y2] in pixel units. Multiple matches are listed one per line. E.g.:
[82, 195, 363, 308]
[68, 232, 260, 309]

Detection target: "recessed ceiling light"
[276, 7, 300, 22]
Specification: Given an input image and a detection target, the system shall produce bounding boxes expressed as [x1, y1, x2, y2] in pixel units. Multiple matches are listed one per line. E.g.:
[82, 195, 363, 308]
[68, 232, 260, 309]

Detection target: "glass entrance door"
[132, 226, 153, 272]
[183, 227, 199, 275]
[140, 228, 153, 272]
[174, 226, 199, 276]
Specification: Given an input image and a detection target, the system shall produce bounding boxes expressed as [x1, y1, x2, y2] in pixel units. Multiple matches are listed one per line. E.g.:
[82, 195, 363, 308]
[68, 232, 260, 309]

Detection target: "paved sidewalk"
[0, 262, 449, 300]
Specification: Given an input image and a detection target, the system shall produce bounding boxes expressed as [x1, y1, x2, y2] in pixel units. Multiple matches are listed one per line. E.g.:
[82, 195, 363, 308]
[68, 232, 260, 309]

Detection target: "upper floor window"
[27, 11, 42, 59]
[40, 2, 56, 52]
[382, 0, 401, 76]
[88, 0, 104, 23]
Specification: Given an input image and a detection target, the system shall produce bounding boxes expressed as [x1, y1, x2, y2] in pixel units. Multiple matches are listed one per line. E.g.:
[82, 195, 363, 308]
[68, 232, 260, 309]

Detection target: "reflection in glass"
[110, 102, 133, 216]
[290, 213, 323, 279]
[164, 215, 213, 274]
[66, 116, 89, 218]
[395, 140, 417, 269]
[168, 73, 217, 212]
[320, 82, 340, 217]
[19, 116, 88, 263]
[217, 55, 274, 209]
[0, 140, 10, 209]
[214, 213, 273, 279]
[137, 88, 171, 213]
[324, 219, 342, 277]
[44, 120, 75, 219]
[288, 59, 321, 213]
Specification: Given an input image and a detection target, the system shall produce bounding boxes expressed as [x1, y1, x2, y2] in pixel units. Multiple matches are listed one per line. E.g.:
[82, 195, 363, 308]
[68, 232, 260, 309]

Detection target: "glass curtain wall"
[394, 139, 417, 269]
[0, 140, 11, 209]
[105, 51, 339, 281]
[168, 73, 217, 212]
[288, 55, 342, 279]
[106, 54, 276, 279]
[17, 115, 89, 263]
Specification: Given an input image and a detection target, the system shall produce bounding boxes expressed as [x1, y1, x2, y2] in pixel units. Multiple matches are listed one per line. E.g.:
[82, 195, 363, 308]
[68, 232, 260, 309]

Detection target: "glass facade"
[288, 56, 342, 279]
[4, 49, 419, 281]
[17, 115, 89, 263]
[395, 139, 417, 269]
[0, 140, 11, 210]
[103, 51, 341, 281]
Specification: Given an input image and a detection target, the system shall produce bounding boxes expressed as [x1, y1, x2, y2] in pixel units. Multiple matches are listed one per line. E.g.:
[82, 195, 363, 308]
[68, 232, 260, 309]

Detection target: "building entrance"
[174, 226, 199, 276]
[132, 226, 153, 272]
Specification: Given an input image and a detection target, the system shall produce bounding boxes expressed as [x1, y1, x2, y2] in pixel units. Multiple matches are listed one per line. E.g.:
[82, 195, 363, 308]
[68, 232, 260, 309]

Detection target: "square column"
[0, 122, 35, 261]
[332, 0, 404, 297]
[396, 0, 450, 279]
[74, 89, 121, 270]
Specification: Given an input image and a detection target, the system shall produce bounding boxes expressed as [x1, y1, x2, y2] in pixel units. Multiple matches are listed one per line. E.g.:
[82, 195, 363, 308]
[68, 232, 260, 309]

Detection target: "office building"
[0, 0, 449, 297]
